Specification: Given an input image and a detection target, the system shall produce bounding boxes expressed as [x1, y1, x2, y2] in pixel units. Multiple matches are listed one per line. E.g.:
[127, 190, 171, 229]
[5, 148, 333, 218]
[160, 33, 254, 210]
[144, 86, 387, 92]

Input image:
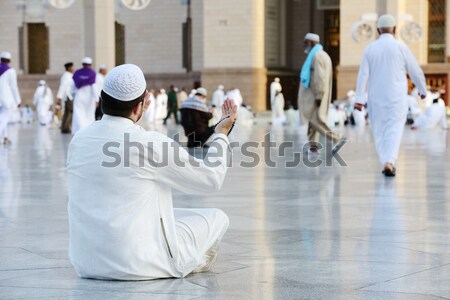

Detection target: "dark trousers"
[95, 98, 103, 120]
[61, 99, 73, 134]
[163, 108, 179, 124]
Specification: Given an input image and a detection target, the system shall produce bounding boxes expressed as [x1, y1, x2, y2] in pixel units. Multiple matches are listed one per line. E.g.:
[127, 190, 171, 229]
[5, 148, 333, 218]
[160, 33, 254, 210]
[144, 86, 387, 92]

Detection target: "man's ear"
[377, 28, 381, 35]
[132, 102, 142, 115]
[393, 27, 396, 35]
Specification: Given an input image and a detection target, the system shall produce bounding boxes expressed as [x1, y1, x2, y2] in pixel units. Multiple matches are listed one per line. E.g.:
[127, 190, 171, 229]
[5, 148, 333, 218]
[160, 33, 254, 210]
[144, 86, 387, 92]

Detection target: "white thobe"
[0, 68, 21, 139]
[178, 91, 188, 105]
[71, 83, 100, 135]
[212, 89, 225, 114]
[32, 86, 54, 125]
[155, 93, 168, 123]
[142, 93, 157, 128]
[413, 102, 448, 129]
[226, 89, 243, 108]
[270, 82, 285, 123]
[356, 34, 427, 165]
[407, 95, 422, 117]
[96, 73, 105, 91]
[57, 71, 74, 105]
[67, 115, 230, 280]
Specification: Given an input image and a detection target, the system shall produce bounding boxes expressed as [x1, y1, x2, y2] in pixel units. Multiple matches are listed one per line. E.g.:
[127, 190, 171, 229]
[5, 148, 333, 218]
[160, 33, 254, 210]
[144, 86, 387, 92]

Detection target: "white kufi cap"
[304, 33, 320, 43]
[1, 52, 11, 60]
[196, 87, 207, 97]
[82, 57, 93, 64]
[39, 80, 46, 85]
[103, 64, 147, 101]
[99, 64, 106, 70]
[377, 14, 396, 28]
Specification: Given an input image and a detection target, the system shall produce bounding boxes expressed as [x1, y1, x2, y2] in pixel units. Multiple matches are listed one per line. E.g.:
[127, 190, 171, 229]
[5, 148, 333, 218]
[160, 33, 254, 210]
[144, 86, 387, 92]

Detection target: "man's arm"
[441, 107, 448, 129]
[355, 51, 370, 110]
[312, 52, 330, 102]
[154, 99, 237, 193]
[403, 46, 427, 98]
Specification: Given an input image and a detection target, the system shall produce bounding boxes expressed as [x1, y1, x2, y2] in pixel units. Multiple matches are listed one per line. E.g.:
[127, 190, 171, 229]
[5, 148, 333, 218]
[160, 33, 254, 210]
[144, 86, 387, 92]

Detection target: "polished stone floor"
[0, 118, 449, 300]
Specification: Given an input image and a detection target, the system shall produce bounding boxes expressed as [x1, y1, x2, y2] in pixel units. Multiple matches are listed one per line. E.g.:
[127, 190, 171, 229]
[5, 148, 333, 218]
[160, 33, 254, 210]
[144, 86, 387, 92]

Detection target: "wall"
[202, 0, 266, 111]
[116, 0, 189, 74]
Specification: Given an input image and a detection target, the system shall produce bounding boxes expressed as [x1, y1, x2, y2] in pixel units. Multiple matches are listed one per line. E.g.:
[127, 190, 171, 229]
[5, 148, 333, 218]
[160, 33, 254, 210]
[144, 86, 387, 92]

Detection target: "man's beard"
[304, 46, 311, 54]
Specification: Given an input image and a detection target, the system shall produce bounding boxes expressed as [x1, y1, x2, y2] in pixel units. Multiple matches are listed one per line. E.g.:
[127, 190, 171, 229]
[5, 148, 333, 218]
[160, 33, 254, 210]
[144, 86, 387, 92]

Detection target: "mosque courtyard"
[0, 117, 449, 300]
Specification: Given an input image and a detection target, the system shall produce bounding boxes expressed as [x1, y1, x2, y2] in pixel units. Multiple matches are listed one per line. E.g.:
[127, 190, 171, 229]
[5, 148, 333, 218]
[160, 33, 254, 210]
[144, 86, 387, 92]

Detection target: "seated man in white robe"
[411, 98, 448, 130]
[67, 64, 237, 280]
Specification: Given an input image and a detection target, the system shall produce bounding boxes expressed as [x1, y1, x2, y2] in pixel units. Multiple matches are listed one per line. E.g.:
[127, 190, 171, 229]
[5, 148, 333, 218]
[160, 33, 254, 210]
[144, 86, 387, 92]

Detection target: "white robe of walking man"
[0, 52, 21, 144]
[355, 15, 427, 175]
[32, 80, 53, 125]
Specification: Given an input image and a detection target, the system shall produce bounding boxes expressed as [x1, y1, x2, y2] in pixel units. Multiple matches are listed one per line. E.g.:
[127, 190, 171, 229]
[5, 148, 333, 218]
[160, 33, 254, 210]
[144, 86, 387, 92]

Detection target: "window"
[428, 0, 446, 63]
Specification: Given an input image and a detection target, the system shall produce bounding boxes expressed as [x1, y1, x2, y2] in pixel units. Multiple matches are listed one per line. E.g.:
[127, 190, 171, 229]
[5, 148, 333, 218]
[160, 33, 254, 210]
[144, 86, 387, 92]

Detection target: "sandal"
[382, 166, 396, 177]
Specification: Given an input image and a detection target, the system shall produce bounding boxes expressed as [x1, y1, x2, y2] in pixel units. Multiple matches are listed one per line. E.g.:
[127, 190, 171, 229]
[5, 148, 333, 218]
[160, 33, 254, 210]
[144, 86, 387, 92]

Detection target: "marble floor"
[0, 118, 449, 300]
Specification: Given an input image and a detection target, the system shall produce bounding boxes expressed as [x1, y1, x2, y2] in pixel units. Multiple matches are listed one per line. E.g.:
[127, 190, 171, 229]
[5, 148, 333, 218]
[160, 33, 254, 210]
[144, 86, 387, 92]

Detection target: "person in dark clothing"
[180, 87, 214, 148]
[163, 85, 179, 124]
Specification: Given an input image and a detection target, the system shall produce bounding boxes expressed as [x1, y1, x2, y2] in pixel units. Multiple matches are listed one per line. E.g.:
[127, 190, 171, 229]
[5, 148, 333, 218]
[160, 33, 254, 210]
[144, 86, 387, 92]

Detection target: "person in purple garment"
[0, 51, 21, 145]
[71, 57, 99, 135]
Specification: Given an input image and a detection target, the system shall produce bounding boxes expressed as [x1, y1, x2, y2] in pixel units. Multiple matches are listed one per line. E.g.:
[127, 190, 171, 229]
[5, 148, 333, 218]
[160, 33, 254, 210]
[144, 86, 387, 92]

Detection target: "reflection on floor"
[0, 119, 449, 300]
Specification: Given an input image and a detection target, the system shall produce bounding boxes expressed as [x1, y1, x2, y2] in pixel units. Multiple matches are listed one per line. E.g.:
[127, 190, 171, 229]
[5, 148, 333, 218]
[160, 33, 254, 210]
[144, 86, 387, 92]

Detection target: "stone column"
[202, 0, 267, 111]
[446, 0, 450, 61]
[337, 0, 377, 98]
[83, 0, 115, 71]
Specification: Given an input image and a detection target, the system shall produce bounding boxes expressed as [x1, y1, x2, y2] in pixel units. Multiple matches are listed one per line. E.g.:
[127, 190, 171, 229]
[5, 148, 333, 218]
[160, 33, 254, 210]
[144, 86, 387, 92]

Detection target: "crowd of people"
[0, 53, 254, 147]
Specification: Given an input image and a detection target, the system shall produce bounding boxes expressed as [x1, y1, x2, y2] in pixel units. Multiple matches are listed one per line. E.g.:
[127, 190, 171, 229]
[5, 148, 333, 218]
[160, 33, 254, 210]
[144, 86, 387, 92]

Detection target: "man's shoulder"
[4, 68, 17, 76]
[315, 49, 332, 63]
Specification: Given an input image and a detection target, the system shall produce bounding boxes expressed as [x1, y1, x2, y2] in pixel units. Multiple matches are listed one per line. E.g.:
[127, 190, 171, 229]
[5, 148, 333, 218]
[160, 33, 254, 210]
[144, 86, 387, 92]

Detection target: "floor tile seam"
[349, 237, 450, 246]
[357, 288, 450, 300]
[356, 263, 450, 291]
[230, 255, 448, 266]
[17, 247, 60, 260]
[0, 284, 207, 296]
[0, 266, 71, 273]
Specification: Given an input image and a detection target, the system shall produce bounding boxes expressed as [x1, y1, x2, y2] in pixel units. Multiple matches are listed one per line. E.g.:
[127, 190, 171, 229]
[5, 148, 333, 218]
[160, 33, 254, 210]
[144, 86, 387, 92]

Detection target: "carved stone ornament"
[121, 0, 151, 10]
[351, 21, 373, 43]
[400, 22, 423, 44]
[46, 0, 75, 9]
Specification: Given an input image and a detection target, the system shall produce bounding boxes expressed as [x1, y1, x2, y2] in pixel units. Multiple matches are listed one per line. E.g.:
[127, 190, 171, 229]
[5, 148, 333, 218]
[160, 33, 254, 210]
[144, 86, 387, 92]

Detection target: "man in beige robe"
[297, 33, 345, 155]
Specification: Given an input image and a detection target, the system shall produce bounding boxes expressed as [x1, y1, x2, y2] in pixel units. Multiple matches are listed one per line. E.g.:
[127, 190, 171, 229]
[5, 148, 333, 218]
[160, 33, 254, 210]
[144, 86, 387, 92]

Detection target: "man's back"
[364, 35, 408, 97]
[67, 116, 173, 279]
[0, 68, 20, 109]
[359, 33, 426, 107]
[67, 114, 229, 279]
[167, 91, 178, 108]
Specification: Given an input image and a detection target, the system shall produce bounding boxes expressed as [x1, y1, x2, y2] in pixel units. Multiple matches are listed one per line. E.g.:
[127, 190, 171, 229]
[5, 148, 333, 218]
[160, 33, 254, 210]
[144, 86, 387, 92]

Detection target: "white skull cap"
[1, 52, 11, 60]
[196, 87, 207, 97]
[103, 64, 147, 101]
[82, 57, 93, 64]
[377, 14, 396, 28]
[304, 33, 320, 43]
